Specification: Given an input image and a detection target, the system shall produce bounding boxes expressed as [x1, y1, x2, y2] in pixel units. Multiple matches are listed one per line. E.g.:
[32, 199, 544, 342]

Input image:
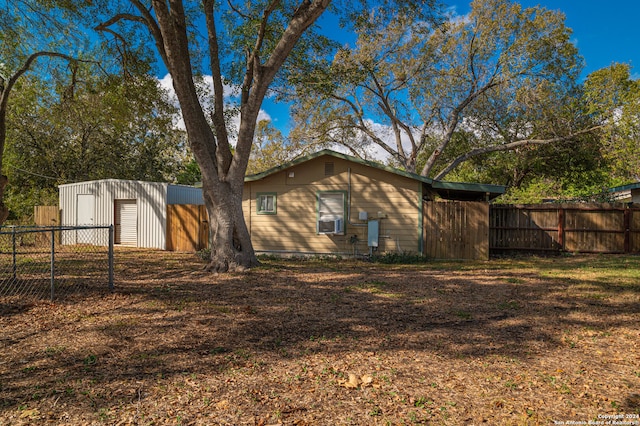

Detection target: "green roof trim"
[245, 149, 505, 196]
[609, 182, 640, 193]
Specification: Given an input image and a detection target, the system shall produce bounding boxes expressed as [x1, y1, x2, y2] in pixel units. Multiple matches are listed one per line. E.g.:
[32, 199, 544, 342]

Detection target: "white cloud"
[158, 74, 184, 130]
[445, 5, 471, 26]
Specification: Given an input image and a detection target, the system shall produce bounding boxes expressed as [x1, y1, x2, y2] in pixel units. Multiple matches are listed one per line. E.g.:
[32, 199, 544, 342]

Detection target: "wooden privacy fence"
[166, 204, 208, 252]
[424, 201, 490, 260]
[33, 206, 61, 245]
[490, 203, 640, 254]
[34, 206, 60, 226]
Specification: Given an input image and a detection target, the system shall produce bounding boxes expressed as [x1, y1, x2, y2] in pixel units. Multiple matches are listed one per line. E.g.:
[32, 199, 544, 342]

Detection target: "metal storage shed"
[59, 179, 203, 249]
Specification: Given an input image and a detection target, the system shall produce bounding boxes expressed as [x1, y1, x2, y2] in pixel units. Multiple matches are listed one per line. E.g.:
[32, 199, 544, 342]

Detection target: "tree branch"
[420, 74, 501, 176]
[433, 125, 604, 180]
[329, 92, 406, 166]
[233, 0, 332, 181]
[0, 51, 88, 179]
[203, 0, 232, 173]
[95, 5, 168, 66]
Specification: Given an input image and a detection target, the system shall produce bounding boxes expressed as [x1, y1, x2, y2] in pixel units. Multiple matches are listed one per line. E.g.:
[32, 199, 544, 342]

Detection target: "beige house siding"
[243, 156, 422, 256]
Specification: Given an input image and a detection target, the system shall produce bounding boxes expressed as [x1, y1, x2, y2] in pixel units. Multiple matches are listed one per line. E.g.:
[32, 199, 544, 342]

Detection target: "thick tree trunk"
[107, 0, 331, 272]
[202, 179, 259, 273]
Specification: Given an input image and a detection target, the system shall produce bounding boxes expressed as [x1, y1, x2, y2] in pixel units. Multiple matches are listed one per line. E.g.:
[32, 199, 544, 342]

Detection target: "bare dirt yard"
[1, 250, 639, 425]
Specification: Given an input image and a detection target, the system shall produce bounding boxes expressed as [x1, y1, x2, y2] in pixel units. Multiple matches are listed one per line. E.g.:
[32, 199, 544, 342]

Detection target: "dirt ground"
[1, 249, 639, 425]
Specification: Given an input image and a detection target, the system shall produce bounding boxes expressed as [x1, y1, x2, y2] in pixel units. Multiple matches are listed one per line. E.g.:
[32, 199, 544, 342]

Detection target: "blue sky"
[447, 0, 639, 78]
[261, 0, 640, 134]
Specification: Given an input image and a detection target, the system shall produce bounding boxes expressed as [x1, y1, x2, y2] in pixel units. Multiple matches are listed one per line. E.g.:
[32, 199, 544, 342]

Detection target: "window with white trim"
[257, 193, 276, 214]
[317, 191, 345, 235]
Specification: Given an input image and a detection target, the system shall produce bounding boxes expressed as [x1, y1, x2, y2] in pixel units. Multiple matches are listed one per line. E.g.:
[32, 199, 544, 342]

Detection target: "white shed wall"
[59, 179, 170, 249]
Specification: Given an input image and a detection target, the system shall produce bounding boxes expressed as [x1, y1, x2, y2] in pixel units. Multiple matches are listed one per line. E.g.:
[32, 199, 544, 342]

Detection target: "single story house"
[58, 151, 505, 259]
[243, 150, 505, 259]
[59, 179, 203, 249]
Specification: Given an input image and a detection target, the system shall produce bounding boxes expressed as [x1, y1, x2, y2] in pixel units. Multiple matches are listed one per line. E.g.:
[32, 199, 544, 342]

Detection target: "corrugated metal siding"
[58, 179, 168, 249]
[167, 185, 204, 205]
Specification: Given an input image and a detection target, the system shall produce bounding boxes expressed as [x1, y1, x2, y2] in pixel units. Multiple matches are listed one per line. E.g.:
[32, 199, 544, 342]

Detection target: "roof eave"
[244, 149, 434, 184]
[244, 149, 506, 199]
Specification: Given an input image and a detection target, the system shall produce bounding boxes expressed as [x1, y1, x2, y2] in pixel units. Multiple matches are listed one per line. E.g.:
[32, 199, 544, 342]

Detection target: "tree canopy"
[290, 0, 601, 184]
[583, 63, 640, 183]
[4, 71, 187, 218]
[0, 0, 105, 222]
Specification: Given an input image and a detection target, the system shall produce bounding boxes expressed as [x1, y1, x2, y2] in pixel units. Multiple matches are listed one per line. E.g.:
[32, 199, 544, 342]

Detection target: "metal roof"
[609, 182, 640, 193]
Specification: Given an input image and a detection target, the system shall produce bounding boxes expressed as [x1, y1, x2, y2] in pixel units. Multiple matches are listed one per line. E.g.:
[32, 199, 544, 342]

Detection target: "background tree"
[247, 119, 305, 175]
[583, 63, 640, 183]
[4, 71, 187, 218]
[291, 0, 595, 181]
[480, 63, 638, 202]
[0, 0, 95, 223]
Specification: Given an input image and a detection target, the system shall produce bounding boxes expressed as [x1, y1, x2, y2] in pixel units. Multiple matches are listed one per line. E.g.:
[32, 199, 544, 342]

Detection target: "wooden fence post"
[624, 208, 631, 253]
[557, 207, 565, 251]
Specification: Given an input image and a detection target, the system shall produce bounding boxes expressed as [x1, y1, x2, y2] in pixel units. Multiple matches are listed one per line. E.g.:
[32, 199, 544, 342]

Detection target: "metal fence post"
[108, 225, 114, 291]
[50, 228, 55, 300]
[11, 226, 17, 282]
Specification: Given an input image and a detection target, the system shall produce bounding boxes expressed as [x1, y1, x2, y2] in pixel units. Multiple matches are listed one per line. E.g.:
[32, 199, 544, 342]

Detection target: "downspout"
[247, 183, 252, 236]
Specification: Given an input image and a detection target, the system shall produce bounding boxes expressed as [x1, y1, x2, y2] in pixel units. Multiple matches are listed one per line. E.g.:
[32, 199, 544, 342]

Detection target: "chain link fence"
[0, 226, 114, 302]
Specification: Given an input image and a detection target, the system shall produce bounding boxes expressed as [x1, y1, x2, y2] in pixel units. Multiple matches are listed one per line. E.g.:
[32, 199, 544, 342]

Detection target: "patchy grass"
[0, 249, 638, 425]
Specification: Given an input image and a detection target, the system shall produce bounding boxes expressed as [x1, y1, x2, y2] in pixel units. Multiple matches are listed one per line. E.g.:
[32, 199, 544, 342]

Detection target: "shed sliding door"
[115, 199, 137, 246]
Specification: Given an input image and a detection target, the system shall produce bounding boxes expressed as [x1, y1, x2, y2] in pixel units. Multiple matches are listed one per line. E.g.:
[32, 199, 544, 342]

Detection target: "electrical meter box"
[368, 220, 379, 248]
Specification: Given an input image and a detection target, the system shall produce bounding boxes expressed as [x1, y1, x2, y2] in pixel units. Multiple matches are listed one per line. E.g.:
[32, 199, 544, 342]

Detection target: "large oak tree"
[94, 0, 333, 272]
[290, 0, 601, 181]
[91, 1, 434, 272]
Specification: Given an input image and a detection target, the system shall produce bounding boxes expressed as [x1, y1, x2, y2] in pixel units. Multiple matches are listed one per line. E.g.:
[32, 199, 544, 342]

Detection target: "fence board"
[490, 206, 561, 251]
[424, 201, 489, 260]
[631, 210, 640, 253]
[490, 204, 640, 254]
[34, 206, 60, 226]
[166, 205, 208, 252]
[34, 206, 62, 245]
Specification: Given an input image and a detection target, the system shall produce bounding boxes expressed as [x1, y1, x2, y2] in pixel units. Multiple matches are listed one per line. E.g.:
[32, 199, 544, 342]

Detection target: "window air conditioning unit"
[318, 218, 343, 235]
